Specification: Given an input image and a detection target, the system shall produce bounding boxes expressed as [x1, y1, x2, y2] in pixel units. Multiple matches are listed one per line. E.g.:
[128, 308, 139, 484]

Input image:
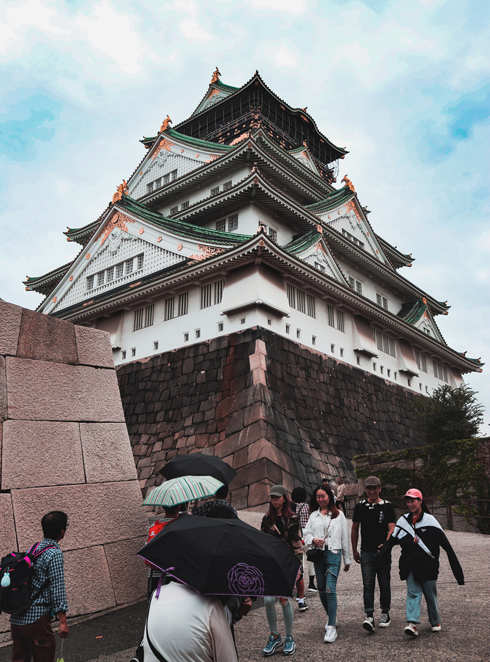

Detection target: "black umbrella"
[137, 515, 301, 598]
[159, 453, 237, 485]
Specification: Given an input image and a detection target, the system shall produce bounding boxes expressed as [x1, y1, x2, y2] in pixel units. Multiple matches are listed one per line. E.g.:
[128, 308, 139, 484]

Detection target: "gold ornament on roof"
[341, 175, 355, 193]
[159, 115, 172, 133]
[211, 67, 221, 84]
[112, 180, 129, 204]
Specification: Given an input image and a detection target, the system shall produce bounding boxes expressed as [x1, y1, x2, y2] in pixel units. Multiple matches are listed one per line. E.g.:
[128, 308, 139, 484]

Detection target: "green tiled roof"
[140, 128, 232, 152]
[116, 196, 251, 245]
[397, 300, 427, 325]
[305, 187, 355, 212]
[215, 80, 240, 93]
[283, 230, 322, 255]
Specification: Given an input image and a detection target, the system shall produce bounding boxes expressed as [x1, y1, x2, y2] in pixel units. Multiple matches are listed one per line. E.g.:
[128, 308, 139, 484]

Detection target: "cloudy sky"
[1, 0, 489, 430]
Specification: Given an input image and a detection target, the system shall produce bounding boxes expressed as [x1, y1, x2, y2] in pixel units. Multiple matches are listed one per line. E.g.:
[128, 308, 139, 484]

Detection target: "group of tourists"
[259, 476, 464, 656]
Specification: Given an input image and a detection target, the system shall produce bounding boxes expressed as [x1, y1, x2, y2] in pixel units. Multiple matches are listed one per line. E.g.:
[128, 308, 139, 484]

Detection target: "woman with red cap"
[378, 488, 464, 637]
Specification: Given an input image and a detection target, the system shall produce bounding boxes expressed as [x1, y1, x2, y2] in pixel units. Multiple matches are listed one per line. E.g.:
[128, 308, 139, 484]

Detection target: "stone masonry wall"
[117, 327, 424, 512]
[0, 300, 148, 635]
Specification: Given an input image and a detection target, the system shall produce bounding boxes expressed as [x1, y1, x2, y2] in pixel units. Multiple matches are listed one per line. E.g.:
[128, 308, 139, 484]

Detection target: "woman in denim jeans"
[303, 485, 350, 643]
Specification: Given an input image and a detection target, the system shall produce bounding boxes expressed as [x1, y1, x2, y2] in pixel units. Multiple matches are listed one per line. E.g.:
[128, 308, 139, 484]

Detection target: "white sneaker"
[363, 616, 375, 633]
[324, 625, 337, 643]
[431, 623, 442, 632]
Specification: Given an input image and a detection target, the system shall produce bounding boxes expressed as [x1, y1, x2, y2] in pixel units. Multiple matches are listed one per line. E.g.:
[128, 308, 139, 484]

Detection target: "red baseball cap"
[404, 488, 423, 500]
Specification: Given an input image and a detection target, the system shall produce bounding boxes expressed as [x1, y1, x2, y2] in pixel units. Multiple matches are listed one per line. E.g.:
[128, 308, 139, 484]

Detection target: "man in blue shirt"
[10, 511, 69, 662]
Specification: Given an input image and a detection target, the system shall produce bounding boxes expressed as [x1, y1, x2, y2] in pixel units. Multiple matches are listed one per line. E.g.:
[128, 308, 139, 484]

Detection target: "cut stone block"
[17, 309, 78, 365]
[0, 357, 6, 422]
[75, 326, 114, 368]
[6, 358, 125, 422]
[2, 421, 85, 489]
[104, 535, 147, 605]
[63, 546, 116, 616]
[12, 482, 148, 552]
[80, 423, 138, 483]
[0, 493, 18, 557]
[0, 300, 22, 356]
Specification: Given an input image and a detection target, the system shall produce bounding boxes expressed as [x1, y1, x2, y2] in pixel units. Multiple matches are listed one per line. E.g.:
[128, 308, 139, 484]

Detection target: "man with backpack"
[7, 511, 69, 661]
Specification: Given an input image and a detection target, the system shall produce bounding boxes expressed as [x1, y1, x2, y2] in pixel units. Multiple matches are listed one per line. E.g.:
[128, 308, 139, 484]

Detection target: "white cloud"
[247, 0, 308, 15]
[179, 18, 214, 42]
[332, 41, 370, 67]
[0, 0, 66, 55]
[274, 47, 298, 68]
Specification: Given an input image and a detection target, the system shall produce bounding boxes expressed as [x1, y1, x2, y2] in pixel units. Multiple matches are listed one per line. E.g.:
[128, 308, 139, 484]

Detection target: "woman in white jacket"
[303, 484, 350, 643]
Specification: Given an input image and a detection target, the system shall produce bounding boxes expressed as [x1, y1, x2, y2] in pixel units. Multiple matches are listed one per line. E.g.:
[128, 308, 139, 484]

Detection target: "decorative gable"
[288, 147, 320, 175]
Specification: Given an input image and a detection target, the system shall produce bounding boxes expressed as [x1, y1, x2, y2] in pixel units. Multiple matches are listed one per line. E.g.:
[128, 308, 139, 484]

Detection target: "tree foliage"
[412, 383, 485, 444]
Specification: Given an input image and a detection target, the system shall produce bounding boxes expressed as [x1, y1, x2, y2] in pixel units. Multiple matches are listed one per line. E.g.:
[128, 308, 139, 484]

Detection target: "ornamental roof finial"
[112, 180, 128, 204]
[341, 175, 355, 193]
[211, 67, 221, 84]
[159, 115, 172, 133]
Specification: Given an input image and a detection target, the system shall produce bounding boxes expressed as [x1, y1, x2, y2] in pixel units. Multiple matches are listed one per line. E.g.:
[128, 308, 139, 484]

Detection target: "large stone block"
[2, 421, 85, 489]
[6, 358, 125, 422]
[0, 493, 18, 556]
[75, 326, 114, 368]
[64, 546, 116, 616]
[12, 482, 148, 551]
[80, 423, 137, 484]
[17, 309, 79, 365]
[0, 357, 6, 422]
[0, 300, 22, 356]
[104, 535, 147, 605]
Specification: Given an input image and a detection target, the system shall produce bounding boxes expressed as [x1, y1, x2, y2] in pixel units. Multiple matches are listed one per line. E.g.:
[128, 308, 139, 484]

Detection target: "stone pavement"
[1, 519, 488, 662]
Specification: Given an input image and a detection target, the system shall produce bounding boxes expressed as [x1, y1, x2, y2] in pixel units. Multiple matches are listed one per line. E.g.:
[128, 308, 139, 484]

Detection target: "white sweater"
[303, 510, 351, 565]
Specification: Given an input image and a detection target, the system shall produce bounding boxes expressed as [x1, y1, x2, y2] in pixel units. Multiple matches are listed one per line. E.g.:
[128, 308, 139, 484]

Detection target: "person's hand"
[343, 564, 350, 573]
[58, 621, 69, 639]
[353, 550, 360, 564]
[238, 598, 253, 616]
[413, 536, 419, 544]
[313, 538, 324, 547]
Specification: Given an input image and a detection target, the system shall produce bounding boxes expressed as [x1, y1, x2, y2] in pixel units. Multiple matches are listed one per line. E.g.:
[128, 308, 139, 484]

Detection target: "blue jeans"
[360, 551, 391, 614]
[406, 571, 441, 625]
[314, 549, 341, 626]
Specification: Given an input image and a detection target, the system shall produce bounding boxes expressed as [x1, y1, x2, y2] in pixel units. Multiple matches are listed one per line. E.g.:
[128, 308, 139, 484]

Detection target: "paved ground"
[1, 520, 489, 662]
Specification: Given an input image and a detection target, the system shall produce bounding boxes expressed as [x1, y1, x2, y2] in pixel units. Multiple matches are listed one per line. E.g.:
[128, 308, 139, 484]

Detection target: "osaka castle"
[26, 69, 482, 395]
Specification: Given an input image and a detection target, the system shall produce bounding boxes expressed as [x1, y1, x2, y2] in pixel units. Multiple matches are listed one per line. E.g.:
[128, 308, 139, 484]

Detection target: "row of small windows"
[342, 228, 364, 249]
[211, 181, 232, 196]
[87, 254, 144, 291]
[287, 284, 316, 318]
[170, 200, 190, 215]
[201, 280, 224, 309]
[258, 221, 278, 241]
[372, 329, 396, 357]
[216, 214, 239, 233]
[147, 170, 178, 194]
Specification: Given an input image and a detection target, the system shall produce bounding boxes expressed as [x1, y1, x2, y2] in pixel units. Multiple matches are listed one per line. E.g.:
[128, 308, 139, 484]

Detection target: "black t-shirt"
[353, 500, 396, 553]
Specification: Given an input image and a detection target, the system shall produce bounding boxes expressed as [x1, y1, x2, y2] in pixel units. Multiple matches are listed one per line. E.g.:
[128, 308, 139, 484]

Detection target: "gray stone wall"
[117, 327, 424, 511]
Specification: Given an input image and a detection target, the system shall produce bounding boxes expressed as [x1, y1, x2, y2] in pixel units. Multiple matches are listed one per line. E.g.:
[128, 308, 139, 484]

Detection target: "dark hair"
[266, 492, 294, 524]
[421, 500, 431, 514]
[164, 504, 180, 517]
[337, 477, 344, 485]
[309, 485, 340, 519]
[206, 505, 238, 519]
[215, 485, 229, 499]
[42, 511, 68, 540]
[291, 487, 307, 503]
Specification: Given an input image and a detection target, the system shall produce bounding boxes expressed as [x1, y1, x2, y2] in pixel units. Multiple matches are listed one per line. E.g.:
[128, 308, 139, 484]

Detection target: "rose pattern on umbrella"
[227, 563, 265, 595]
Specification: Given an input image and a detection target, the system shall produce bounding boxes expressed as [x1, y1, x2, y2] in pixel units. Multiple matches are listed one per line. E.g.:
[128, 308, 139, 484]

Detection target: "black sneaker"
[308, 582, 318, 592]
[363, 615, 375, 633]
[379, 613, 391, 628]
[298, 600, 308, 612]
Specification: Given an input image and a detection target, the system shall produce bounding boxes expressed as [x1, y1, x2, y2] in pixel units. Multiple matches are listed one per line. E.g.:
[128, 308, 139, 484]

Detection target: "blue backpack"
[0, 543, 57, 615]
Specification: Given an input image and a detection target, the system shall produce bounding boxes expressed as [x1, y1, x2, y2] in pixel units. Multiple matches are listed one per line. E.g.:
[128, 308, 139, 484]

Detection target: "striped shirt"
[10, 539, 68, 626]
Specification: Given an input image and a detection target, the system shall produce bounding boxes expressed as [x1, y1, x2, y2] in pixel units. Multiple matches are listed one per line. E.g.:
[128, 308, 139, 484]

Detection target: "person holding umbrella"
[260, 485, 302, 657]
[377, 488, 464, 637]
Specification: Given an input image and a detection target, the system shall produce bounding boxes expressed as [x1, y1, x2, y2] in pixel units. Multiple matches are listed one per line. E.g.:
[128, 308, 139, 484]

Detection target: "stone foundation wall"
[0, 301, 148, 634]
[117, 327, 424, 511]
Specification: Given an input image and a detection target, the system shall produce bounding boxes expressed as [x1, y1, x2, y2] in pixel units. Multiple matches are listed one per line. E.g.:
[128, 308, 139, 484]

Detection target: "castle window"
[414, 350, 427, 372]
[286, 324, 290, 334]
[131, 348, 136, 357]
[297, 329, 301, 339]
[86, 275, 94, 291]
[184, 332, 189, 342]
[218, 322, 224, 332]
[106, 267, 114, 282]
[223, 180, 232, 191]
[433, 361, 448, 383]
[331, 344, 335, 353]
[164, 297, 175, 321]
[201, 284, 213, 309]
[146, 183, 153, 194]
[307, 294, 315, 318]
[287, 284, 296, 308]
[312, 335, 316, 345]
[121, 350, 126, 359]
[287, 284, 315, 318]
[348, 276, 362, 294]
[171, 169, 177, 181]
[342, 228, 364, 248]
[340, 348, 344, 357]
[116, 262, 124, 279]
[268, 227, 277, 241]
[228, 214, 238, 231]
[137, 254, 144, 270]
[373, 329, 396, 357]
[216, 218, 226, 232]
[154, 341, 159, 350]
[195, 329, 200, 338]
[125, 258, 133, 275]
[97, 272, 105, 287]
[336, 310, 345, 332]
[214, 279, 224, 304]
[296, 290, 306, 314]
[154, 178, 162, 189]
[181, 200, 189, 210]
[327, 305, 335, 327]
[211, 186, 220, 197]
[170, 206, 179, 215]
[376, 293, 388, 310]
[178, 292, 189, 316]
[134, 304, 154, 331]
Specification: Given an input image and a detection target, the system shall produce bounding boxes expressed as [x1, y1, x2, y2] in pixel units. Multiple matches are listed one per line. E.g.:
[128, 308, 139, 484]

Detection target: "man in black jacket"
[377, 488, 464, 637]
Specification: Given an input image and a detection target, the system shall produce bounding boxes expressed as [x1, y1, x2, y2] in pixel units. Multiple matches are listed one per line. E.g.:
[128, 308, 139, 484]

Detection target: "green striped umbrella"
[143, 475, 224, 507]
